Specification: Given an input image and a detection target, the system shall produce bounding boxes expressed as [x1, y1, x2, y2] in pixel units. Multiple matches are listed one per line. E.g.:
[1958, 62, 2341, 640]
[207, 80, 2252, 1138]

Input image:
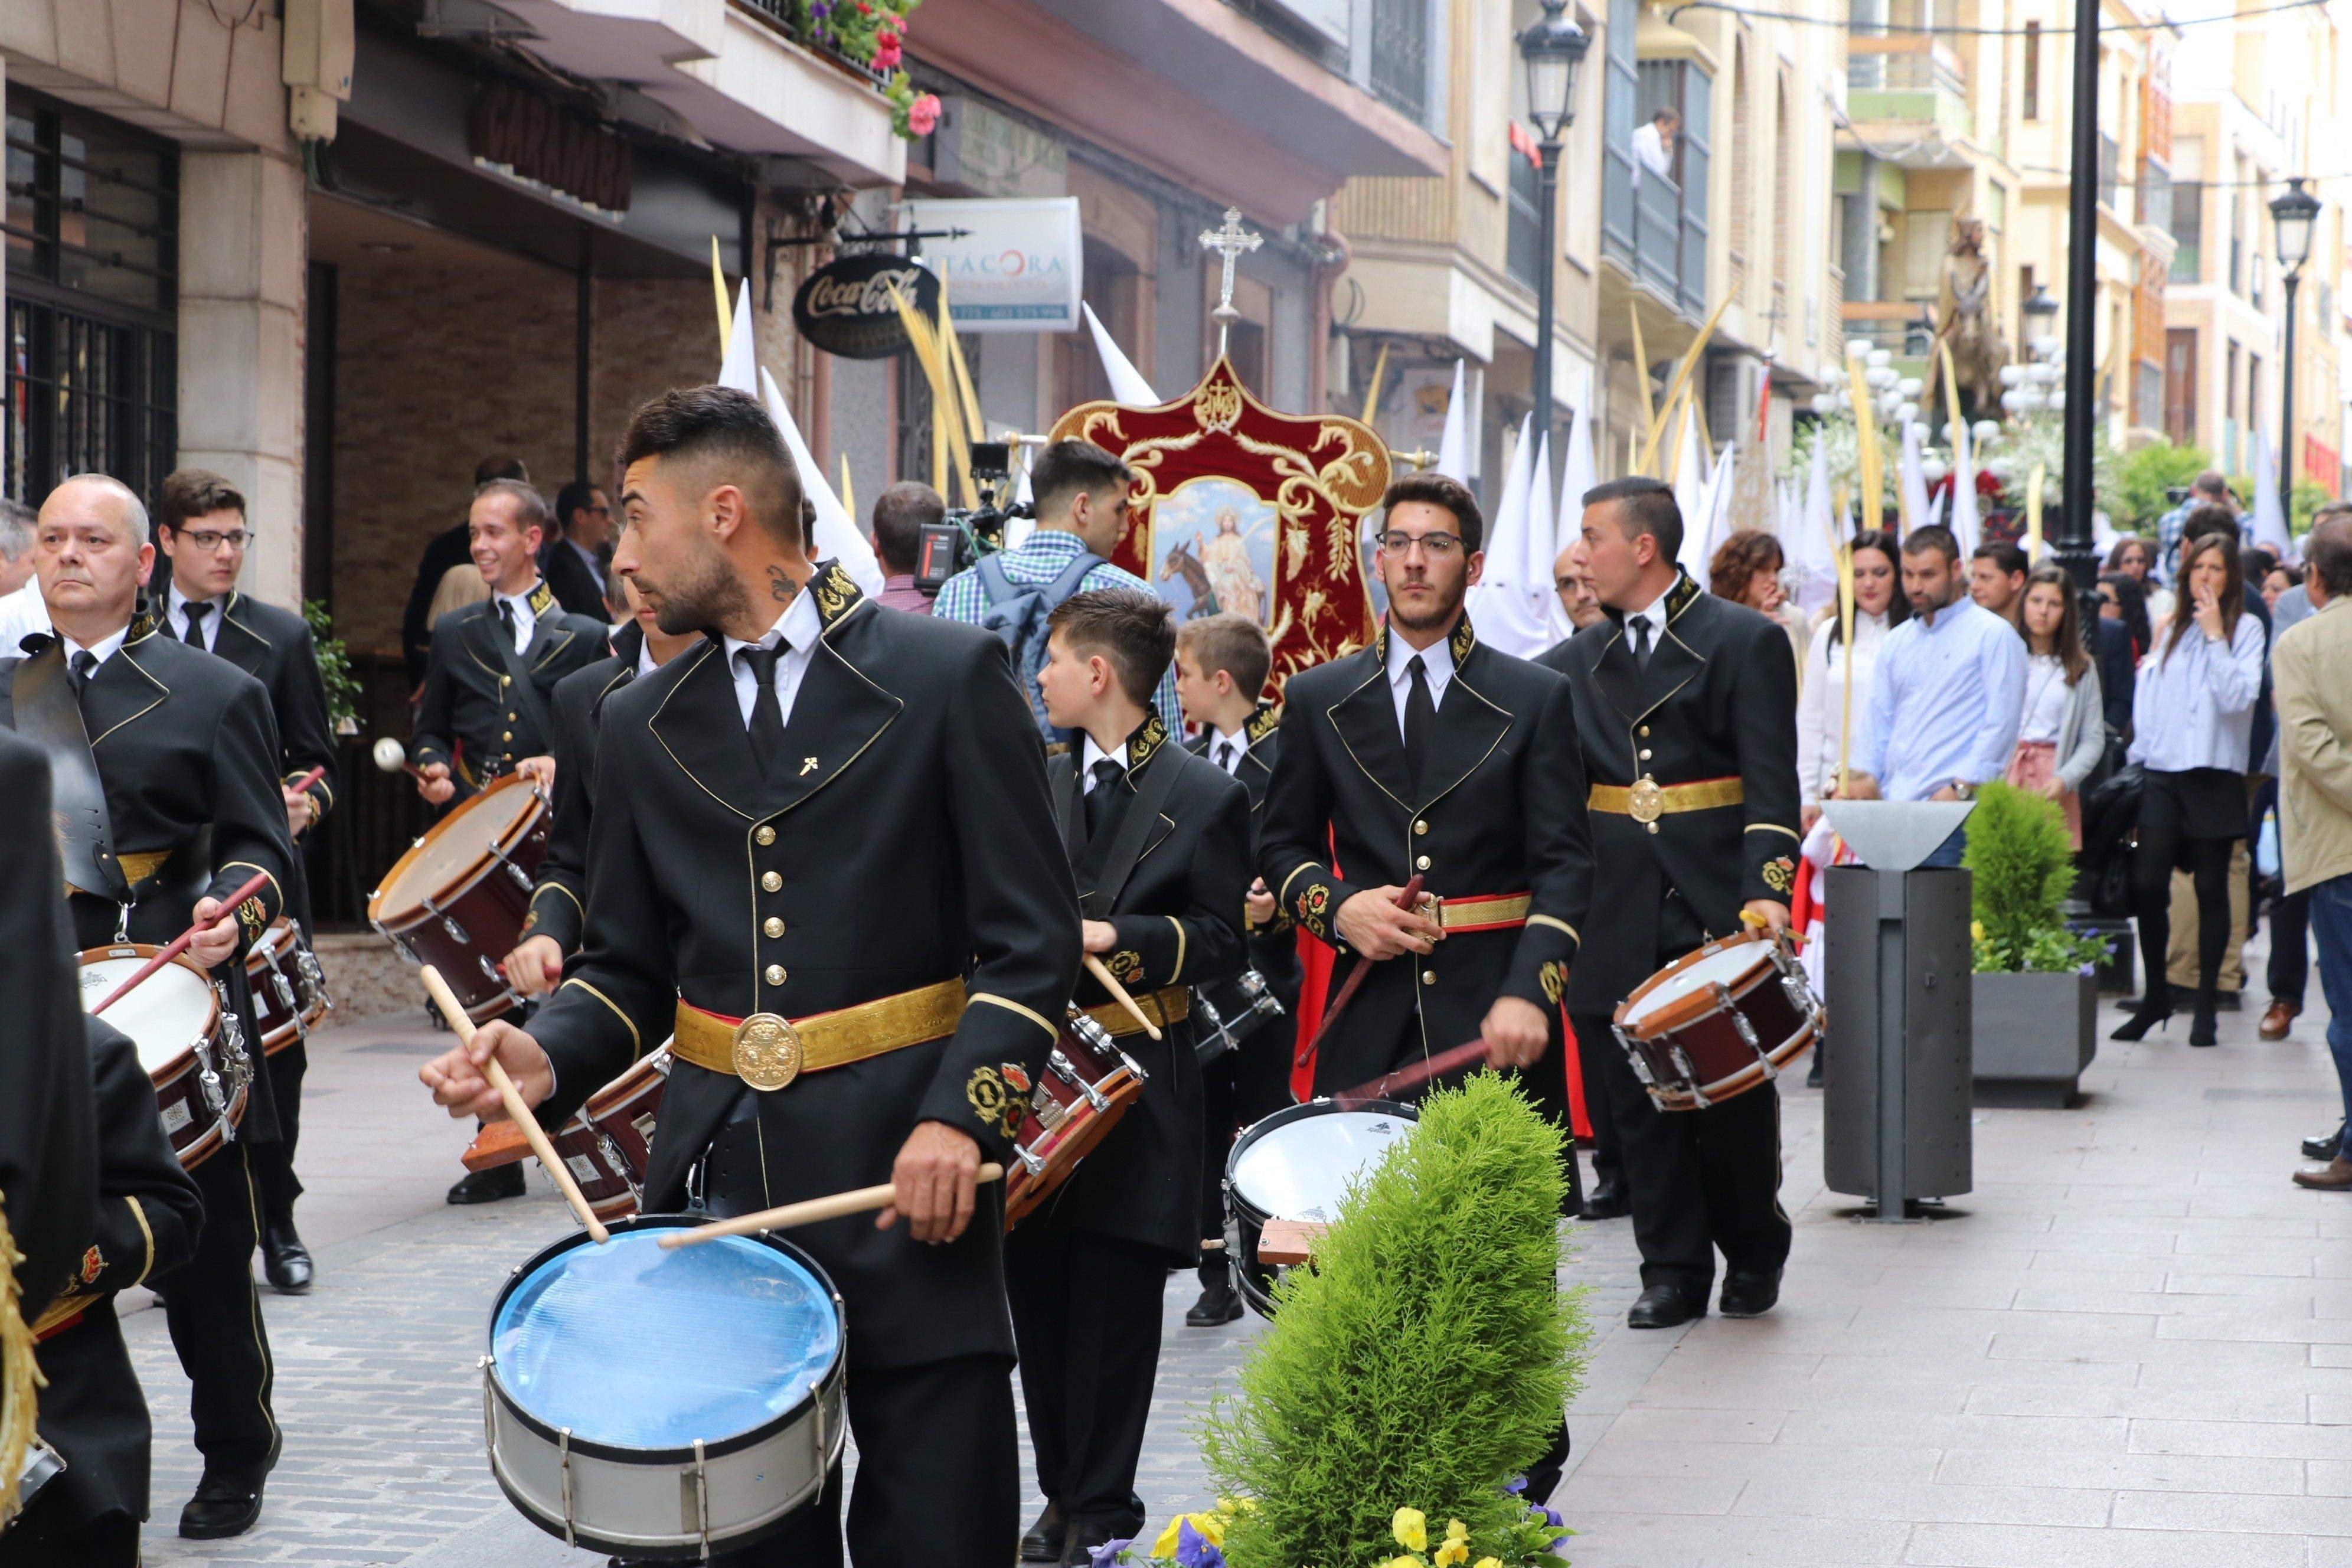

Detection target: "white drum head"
[1231, 1109, 1415, 1223]
[376, 780, 539, 921]
[79, 956, 213, 1074]
[1621, 942, 1770, 1029]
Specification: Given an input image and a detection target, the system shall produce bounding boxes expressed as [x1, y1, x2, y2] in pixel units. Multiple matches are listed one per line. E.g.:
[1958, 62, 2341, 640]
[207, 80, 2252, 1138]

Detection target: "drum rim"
[1223, 1096, 1419, 1229]
[368, 772, 547, 929]
[76, 943, 221, 1069]
[484, 1211, 846, 1466]
[1612, 930, 1778, 1040]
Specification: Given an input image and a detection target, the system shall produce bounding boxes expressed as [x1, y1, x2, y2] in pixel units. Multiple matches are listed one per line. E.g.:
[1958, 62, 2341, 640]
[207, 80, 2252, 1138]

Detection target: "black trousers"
[1573, 1010, 1791, 1296]
[250, 1040, 306, 1219]
[1004, 1226, 1165, 1534]
[2132, 769, 2242, 1002]
[165, 1141, 279, 1475]
[2271, 886, 2311, 1007]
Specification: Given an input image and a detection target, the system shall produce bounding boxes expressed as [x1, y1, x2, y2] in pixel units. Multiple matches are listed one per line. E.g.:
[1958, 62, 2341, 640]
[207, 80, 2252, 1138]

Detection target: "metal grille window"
[2096, 135, 2119, 213]
[1368, 0, 1431, 125]
[2, 89, 177, 507]
[1507, 148, 1543, 289]
[2170, 179, 2203, 282]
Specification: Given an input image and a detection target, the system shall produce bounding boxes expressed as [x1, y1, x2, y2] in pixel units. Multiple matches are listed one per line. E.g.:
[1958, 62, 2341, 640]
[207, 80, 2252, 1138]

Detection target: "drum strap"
[14, 642, 130, 904]
[1057, 743, 1183, 920]
[484, 618, 557, 754]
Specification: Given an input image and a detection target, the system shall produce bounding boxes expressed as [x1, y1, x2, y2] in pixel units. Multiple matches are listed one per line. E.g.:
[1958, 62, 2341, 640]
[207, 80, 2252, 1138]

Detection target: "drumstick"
[657, 1164, 1007, 1249]
[370, 736, 425, 782]
[419, 964, 610, 1245]
[1331, 1037, 1489, 1110]
[1295, 874, 1425, 1069]
[89, 868, 272, 1015]
[1081, 953, 1162, 1042]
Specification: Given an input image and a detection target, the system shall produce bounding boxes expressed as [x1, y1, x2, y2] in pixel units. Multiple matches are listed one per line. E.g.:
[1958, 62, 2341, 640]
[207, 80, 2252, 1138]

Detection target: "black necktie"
[1403, 654, 1435, 792]
[1216, 740, 1236, 774]
[739, 644, 788, 782]
[67, 649, 96, 697]
[1084, 757, 1123, 838]
[1631, 616, 1654, 668]
[182, 600, 208, 648]
[497, 600, 517, 649]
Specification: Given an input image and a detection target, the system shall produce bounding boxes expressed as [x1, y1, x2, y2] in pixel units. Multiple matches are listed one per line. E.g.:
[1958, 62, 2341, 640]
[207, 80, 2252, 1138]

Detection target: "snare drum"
[484, 1216, 847, 1559]
[368, 773, 550, 1022]
[1611, 930, 1823, 1112]
[545, 1051, 670, 1223]
[1193, 969, 1287, 1066]
[245, 917, 332, 1055]
[1223, 1098, 1418, 1318]
[77, 945, 250, 1170]
[1002, 1010, 1149, 1230]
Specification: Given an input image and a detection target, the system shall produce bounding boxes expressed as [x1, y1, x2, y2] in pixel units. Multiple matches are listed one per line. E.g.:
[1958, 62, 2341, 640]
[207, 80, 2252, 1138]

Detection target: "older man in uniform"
[422, 386, 1080, 1568]
[1, 473, 301, 1539]
[1538, 477, 1801, 1330]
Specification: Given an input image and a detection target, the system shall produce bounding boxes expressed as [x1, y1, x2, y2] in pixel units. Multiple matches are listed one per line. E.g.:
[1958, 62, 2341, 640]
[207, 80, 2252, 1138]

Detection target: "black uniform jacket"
[1259, 615, 1593, 1092]
[207, 590, 338, 933]
[1536, 571, 1804, 1014]
[1044, 716, 1249, 1261]
[533, 564, 1082, 1370]
[1187, 701, 1302, 999]
[1, 627, 302, 1143]
[31, 1015, 202, 1529]
[521, 620, 643, 956]
[401, 520, 472, 687]
[542, 537, 612, 623]
[411, 581, 606, 793]
[0, 726, 97, 1325]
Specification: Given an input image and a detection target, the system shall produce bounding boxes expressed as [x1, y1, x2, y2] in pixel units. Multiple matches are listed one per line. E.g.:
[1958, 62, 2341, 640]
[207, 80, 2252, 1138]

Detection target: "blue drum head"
[491, 1226, 840, 1451]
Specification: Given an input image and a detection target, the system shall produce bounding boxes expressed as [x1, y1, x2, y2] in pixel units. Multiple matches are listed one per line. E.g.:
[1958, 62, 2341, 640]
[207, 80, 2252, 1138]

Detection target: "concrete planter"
[1972, 971, 2097, 1108]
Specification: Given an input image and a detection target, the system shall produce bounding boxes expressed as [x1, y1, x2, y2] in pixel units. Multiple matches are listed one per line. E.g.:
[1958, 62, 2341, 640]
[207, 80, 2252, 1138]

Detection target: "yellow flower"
[1446, 1519, 1469, 1542]
[1435, 1541, 1469, 1566]
[1391, 1507, 1428, 1551]
[1475, 1559, 1505, 1568]
[1149, 1511, 1225, 1556]
[1971, 919, 1986, 942]
[1380, 1558, 1422, 1568]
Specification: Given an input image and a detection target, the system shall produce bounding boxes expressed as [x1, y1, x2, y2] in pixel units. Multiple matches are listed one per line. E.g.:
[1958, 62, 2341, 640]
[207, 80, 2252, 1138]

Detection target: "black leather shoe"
[1185, 1276, 1243, 1327]
[1061, 1521, 1121, 1568]
[1626, 1285, 1706, 1329]
[446, 1165, 526, 1205]
[1719, 1270, 1782, 1318]
[1021, 1502, 1065, 1563]
[2303, 1123, 2346, 1161]
[1577, 1179, 1631, 1221]
[262, 1216, 313, 1294]
[179, 1468, 265, 1538]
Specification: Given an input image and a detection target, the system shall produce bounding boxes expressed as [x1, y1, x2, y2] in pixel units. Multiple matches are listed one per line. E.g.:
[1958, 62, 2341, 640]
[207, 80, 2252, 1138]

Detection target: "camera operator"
[873, 481, 943, 615]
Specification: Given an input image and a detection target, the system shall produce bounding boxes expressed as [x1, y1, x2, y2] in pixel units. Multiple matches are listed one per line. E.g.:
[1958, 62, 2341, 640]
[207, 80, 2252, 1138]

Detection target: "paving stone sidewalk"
[124, 956, 2352, 1566]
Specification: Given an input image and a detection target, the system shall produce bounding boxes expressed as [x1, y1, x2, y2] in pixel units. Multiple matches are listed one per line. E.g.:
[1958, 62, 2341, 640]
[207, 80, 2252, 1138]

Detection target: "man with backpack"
[933, 440, 1177, 743]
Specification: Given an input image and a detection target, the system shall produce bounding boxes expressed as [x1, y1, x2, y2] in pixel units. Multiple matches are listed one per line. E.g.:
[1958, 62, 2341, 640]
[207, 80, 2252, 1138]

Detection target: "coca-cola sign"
[792, 253, 942, 359]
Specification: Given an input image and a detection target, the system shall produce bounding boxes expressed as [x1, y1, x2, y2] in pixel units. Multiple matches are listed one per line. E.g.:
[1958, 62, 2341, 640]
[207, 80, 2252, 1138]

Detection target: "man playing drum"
[420, 386, 1080, 1568]
[1537, 478, 1802, 1330]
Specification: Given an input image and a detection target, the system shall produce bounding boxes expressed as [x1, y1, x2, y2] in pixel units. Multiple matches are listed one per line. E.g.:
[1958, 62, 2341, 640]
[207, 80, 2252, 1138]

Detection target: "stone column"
[178, 151, 308, 607]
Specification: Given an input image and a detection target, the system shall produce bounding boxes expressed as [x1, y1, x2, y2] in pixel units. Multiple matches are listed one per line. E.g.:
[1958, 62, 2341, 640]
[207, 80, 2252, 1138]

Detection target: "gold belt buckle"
[731, 1012, 805, 1091]
[1628, 775, 1665, 825]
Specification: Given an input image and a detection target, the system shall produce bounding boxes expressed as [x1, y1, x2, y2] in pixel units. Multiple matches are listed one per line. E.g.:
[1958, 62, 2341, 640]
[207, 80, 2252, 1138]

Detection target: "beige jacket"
[2272, 594, 2352, 894]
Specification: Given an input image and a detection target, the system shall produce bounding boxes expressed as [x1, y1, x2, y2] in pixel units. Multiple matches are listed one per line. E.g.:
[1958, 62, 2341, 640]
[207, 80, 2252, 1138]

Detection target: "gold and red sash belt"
[1080, 985, 1190, 1038]
[33, 1289, 93, 1343]
[671, 978, 967, 1091]
[1589, 775, 1744, 824]
[1437, 893, 1533, 933]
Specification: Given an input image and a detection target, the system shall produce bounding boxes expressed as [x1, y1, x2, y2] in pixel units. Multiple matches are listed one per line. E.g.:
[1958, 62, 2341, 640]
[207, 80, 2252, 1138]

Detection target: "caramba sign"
[896, 197, 1083, 332]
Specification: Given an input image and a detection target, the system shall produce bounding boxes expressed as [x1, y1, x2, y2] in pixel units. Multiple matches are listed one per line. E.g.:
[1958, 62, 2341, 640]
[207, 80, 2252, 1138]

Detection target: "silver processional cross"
[1198, 206, 1262, 361]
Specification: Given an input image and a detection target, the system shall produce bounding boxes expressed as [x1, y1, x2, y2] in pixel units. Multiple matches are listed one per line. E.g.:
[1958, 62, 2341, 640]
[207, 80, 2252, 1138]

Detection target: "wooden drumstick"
[371, 736, 425, 783]
[90, 868, 272, 1015]
[1080, 952, 1162, 1041]
[658, 1164, 1007, 1249]
[419, 965, 610, 1245]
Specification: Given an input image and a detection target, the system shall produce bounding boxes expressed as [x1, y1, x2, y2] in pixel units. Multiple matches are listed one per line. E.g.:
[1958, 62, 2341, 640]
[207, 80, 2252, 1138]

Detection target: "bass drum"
[1223, 1097, 1417, 1319]
[369, 773, 550, 1023]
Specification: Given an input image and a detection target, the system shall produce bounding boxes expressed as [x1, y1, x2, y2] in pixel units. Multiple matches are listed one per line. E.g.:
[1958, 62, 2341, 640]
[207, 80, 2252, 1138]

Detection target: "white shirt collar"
[635, 639, 660, 677]
[63, 623, 130, 668]
[493, 581, 543, 617]
[1622, 582, 1673, 637]
[168, 581, 223, 619]
[1208, 722, 1251, 771]
[1385, 625, 1456, 689]
[1080, 731, 1125, 789]
[722, 586, 822, 667]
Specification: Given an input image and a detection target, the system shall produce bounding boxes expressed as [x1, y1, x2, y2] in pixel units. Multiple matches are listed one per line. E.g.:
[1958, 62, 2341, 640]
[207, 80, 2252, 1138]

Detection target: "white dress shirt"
[1853, 597, 2028, 801]
[0, 581, 51, 652]
[62, 623, 129, 671]
[1385, 628, 1456, 737]
[566, 538, 606, 590]
[634, 639, 660, 678]
[166, 583, 224, 651]
[1080, 733, 1127, 790]
[2128, 612, 2268, 774]
[1792, 608, 1889, 805]
[1206, 724, 1251, 776]
[492, 583, 543, 654]
[1621, 582, 1672, 654]
[2018, 654, 2072, 744]
[722, 589, 822, 729]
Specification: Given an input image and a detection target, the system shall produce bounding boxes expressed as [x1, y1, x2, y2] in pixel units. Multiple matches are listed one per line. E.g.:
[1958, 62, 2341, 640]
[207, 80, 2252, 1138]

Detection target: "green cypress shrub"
[1963, 780, 2106, 974]
[1199, 1073, 1589, 1567]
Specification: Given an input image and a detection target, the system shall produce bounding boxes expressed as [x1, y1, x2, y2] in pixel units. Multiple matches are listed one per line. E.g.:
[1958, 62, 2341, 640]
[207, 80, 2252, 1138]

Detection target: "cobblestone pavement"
[123, 953, 2352, 1566]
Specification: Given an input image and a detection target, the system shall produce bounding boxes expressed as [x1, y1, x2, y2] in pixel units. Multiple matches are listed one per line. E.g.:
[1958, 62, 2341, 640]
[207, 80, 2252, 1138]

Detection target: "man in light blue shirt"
[1842, 524, 2028, 867]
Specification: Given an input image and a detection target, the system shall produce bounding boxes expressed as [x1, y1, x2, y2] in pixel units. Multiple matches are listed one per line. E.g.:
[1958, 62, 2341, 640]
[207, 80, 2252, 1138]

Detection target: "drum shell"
[1619, 938, 1819, 1110]
[79, 945, 244, 1171]
[244, 920, 322, 1054]
[548, 1055, 668, 1223]
[368, 778, 550, 1022]
[1222, 1098, 1417, 1319]
[483, 1215, 847, 1559]
[1002, 1022, 1144, 1229]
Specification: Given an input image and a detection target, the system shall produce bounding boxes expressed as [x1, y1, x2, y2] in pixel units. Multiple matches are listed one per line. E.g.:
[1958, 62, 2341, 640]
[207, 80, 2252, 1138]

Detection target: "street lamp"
[2272, 175, 2320, 512]
[2022, 283, 2059, 352]
[1518, 0, 1590, 448]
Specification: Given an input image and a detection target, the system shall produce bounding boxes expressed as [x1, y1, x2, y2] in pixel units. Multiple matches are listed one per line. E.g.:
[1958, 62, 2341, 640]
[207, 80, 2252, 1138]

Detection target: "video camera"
[913, 440, 1034, 593]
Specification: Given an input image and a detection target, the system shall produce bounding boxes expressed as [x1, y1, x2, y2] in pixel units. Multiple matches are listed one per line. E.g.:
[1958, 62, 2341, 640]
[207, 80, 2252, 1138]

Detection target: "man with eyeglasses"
[152, 468, 342, 1296]
[544, 479, 615, 623]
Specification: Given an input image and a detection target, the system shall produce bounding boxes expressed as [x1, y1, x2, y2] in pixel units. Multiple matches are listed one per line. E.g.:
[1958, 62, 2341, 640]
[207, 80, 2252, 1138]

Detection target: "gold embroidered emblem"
[1128, 711, 1168, 769]
[528, 581, 557, 615]
[800, 757, 818, 776]
[1540, 959, 1567, 1005]
[814, 563, 856, 625]
[731, 1012, 803, 1091]
[79, 1245, 103, 1285]
[1449, 615, 1477, 662]
[1762, 855, 1796, 895]
[966, 1066, 1012, 1137]
[1627, 776, 1665, 825]
[1198, 377, 1243, 433]
[1106, 949, 1143, 985]
[1244, 703, 1279, 743]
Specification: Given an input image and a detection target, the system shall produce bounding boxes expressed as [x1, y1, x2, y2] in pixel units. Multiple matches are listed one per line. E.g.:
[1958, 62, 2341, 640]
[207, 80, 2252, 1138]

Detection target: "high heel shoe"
[2187, 989, 2219, 1047]
[2111, 988, 2175, 1041]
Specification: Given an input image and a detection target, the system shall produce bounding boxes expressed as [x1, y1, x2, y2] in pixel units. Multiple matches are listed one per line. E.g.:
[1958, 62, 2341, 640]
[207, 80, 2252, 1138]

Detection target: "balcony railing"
[1846, 35, 1967, 98]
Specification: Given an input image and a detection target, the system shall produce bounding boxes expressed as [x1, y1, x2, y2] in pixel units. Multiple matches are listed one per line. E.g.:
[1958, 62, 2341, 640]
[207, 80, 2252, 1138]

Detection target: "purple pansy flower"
[1087, 1537, 1132, 1568]
[1175, 1520, 1226, 1568]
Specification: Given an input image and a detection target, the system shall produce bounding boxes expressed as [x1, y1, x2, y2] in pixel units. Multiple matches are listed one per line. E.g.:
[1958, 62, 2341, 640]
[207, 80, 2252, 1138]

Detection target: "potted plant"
[1964, 782, 2112, 1107]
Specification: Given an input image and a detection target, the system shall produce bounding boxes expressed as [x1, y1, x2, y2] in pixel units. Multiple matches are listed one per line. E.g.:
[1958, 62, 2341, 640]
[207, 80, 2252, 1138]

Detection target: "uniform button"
[501, 731, 513, 742]
[1639, 725, 1651, 737]
[501, 675, 511, 686]
[1413, 819, 1428, 835]
[755, 826, 776, 847]
[507, 712, 518, 721]
[761, 871, 782, 893]
[1416, 854, 1430, 871]
[1647, 822, 1660, 835]
[1639, 748, 1653, 760]
[1421, 969, 1438, 985]
[763, 917, 785, 938]
[764, 964, 786, 985]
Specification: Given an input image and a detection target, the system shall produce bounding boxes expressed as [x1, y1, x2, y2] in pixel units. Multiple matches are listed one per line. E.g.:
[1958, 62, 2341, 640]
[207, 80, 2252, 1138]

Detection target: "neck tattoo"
[766, 565, 799, 605]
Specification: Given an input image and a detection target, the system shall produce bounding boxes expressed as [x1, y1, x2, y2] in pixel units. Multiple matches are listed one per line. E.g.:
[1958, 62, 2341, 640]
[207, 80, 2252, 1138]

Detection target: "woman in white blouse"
[2005, 566, 2106, 848]
[2115, 533, 2269, 1046]
[1795, 529, 1906, 830]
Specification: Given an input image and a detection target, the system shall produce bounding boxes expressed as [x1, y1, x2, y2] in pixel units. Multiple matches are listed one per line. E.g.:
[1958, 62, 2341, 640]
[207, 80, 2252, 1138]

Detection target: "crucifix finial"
[1198, 206, 1262, 361]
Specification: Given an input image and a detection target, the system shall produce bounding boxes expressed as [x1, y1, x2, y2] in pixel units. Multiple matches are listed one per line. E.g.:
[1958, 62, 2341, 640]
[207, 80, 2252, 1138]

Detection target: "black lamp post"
[2057, 0, 2100, 596]
[1518, 0, 1590, 448]
[2271, 176, 2320, 519]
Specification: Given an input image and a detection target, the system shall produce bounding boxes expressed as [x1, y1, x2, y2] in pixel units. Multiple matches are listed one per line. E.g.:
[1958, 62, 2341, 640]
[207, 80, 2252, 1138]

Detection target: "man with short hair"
[1840, 524, 2027, 868]
[2157, 469, 2243, 584]
[1631, 106, 1681, 184]
[1554, 540, 1606, 631]
[934, 440, 1177, 735]
[1968, 539, 2029, 625]
[402, 455, 529, 686]
[2277, 516, 2352, 1190]
[2, 473, 303, 1540]
[153, 466, 339, 1293]
[420, 384, 1080, 1567]
[542, 479, 614, 622]
[872, 480, 944, 614]
[1540, 476, 1802, 1331]
[0, 495, 52, 650]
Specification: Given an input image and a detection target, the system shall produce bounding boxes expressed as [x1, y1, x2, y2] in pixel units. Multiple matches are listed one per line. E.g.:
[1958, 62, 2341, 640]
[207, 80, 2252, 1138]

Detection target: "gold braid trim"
[0, 1199, 44, 1528]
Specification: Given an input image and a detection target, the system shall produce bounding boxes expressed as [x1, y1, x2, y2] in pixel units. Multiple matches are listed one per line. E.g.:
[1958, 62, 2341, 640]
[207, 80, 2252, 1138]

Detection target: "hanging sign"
[896, 197, 1083, 332]
[792, 253, 943, 359]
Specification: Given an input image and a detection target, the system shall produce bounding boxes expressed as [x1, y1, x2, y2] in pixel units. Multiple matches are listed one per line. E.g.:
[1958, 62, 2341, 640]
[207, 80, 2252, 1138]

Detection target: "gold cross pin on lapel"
[800, 757, 818, 776]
